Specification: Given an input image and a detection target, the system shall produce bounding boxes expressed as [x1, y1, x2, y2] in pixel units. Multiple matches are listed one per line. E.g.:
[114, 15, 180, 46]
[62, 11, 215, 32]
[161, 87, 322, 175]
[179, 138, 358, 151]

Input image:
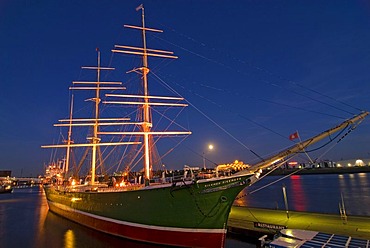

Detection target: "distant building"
[308, 160, 336, 168]
[0, 170, 12, 177]
[284, 158, 370, 169]
[216, 160, 250, 172]
[335, 158, 370, 167]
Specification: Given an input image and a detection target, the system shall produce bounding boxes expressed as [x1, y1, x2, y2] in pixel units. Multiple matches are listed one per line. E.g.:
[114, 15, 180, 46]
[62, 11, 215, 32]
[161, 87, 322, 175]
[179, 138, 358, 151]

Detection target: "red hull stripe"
[48, 201, 227, 248]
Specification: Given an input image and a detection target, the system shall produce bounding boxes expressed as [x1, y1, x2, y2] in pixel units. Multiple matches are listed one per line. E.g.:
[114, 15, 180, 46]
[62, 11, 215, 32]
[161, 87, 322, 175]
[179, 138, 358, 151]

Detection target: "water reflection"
[35, 187, 49, 247]
[288, 175, 307, 212]
[0, 187, 254, 248]
[237, 173, 370, 216]
[41, 210, 166, 248]
[0, 187, 167, 247]
[64, 229, 75, 248]
[2, 175, 369, 247]
[343, 173, 370, 216]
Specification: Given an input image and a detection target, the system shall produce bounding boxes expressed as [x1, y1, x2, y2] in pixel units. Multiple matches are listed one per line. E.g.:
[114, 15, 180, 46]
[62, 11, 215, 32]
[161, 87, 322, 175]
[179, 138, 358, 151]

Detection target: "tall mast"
[90, 49, 102, 185]
[65, 94, 74, 176]
[139, 5, 152, 183]
[110, 4, 188, 184]
[42, 52, 141, 184]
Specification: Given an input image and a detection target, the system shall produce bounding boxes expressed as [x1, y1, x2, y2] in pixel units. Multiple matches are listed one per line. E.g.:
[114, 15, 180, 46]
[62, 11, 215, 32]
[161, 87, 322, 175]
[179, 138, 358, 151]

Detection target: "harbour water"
[236, 172, 370, 216]
[0, 187, 251, 248]
[1, 172, 369, 247]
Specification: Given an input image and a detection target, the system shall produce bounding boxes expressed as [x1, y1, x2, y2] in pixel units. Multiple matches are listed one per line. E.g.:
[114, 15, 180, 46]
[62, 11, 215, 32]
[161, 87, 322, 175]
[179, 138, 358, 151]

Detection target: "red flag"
[289, 131, 299, 140]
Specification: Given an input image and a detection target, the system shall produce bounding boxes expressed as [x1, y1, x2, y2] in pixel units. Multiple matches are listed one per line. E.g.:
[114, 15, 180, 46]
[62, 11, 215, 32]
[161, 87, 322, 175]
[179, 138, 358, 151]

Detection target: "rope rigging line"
[259, 97, 346, 120]
[198, 79, 348, 120]
[311, 118, 365, 163]
[289, 131, 315, 164]
[148, 115, 191, 167]
[198, 83, 347, 120]
[75, 21, 367, 176]
[116, 136, 140, 173]
[153, 70, 367, 167]
[153, 72, 358, 167]
[235, 157, 303, 201]
[150, 71, 265, 162]
[291, 82, 364, 113]
[249, 167, 304, 195]
[160, 73, 298, 160]
[94, 21, 365, 175]
[159, 135, 190, 161]
[269, 83, 356, 116]
[151, 22, 362, 116]
[147, 63, 352, 159]
[152, 71, 360, 165]
[297, 124, 350, 154]
[149, 99, 188, 132]
[235, 158, 302, 224]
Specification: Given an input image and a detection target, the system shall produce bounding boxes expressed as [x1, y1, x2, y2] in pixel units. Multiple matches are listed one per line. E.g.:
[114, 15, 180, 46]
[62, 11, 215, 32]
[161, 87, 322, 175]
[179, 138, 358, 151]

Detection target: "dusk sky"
[1, 1, 370, 177]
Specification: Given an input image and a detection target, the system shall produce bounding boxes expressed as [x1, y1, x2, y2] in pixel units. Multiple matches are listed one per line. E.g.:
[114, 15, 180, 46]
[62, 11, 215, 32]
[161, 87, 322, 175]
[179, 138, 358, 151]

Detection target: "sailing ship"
[42, 6, 369, 248]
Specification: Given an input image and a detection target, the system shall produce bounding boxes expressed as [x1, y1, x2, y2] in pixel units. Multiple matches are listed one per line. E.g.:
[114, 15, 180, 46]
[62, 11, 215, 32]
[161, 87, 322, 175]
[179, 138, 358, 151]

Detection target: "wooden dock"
[228, 206, 370, 240]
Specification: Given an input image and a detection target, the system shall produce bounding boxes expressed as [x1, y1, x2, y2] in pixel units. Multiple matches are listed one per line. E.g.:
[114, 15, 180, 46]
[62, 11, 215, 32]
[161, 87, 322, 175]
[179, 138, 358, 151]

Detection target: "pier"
[228, 206, 370, 240]
[3, 177, 42, 188]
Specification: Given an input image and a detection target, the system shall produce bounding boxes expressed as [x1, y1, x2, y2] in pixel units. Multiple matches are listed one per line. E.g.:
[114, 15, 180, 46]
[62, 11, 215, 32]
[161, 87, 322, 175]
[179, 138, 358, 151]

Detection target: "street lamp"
[203, 144, 214, 170]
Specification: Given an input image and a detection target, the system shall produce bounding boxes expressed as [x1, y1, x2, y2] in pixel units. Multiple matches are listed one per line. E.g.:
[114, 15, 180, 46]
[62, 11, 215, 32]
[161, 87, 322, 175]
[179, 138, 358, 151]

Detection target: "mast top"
[124, 24, 163, 33]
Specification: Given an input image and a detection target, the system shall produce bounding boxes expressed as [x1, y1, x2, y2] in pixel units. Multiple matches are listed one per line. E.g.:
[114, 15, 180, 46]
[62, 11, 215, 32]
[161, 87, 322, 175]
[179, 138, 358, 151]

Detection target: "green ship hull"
[44, 172, 257, 247]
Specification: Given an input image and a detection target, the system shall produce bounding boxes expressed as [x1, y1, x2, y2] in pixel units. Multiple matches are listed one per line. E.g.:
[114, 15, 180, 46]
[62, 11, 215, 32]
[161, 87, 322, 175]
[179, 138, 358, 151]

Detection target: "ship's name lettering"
[204, 177, 242, 188]
[254, 222, 286, 230]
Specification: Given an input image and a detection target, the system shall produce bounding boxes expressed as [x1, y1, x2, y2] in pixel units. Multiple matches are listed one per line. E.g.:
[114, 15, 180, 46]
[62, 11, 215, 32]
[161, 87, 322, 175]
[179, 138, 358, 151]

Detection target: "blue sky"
[1, 1, 370, 177]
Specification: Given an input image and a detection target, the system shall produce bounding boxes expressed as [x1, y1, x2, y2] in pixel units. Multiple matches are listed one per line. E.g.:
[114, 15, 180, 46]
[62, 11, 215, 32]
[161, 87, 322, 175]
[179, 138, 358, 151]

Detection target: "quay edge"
[227, 206, 370, 240]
